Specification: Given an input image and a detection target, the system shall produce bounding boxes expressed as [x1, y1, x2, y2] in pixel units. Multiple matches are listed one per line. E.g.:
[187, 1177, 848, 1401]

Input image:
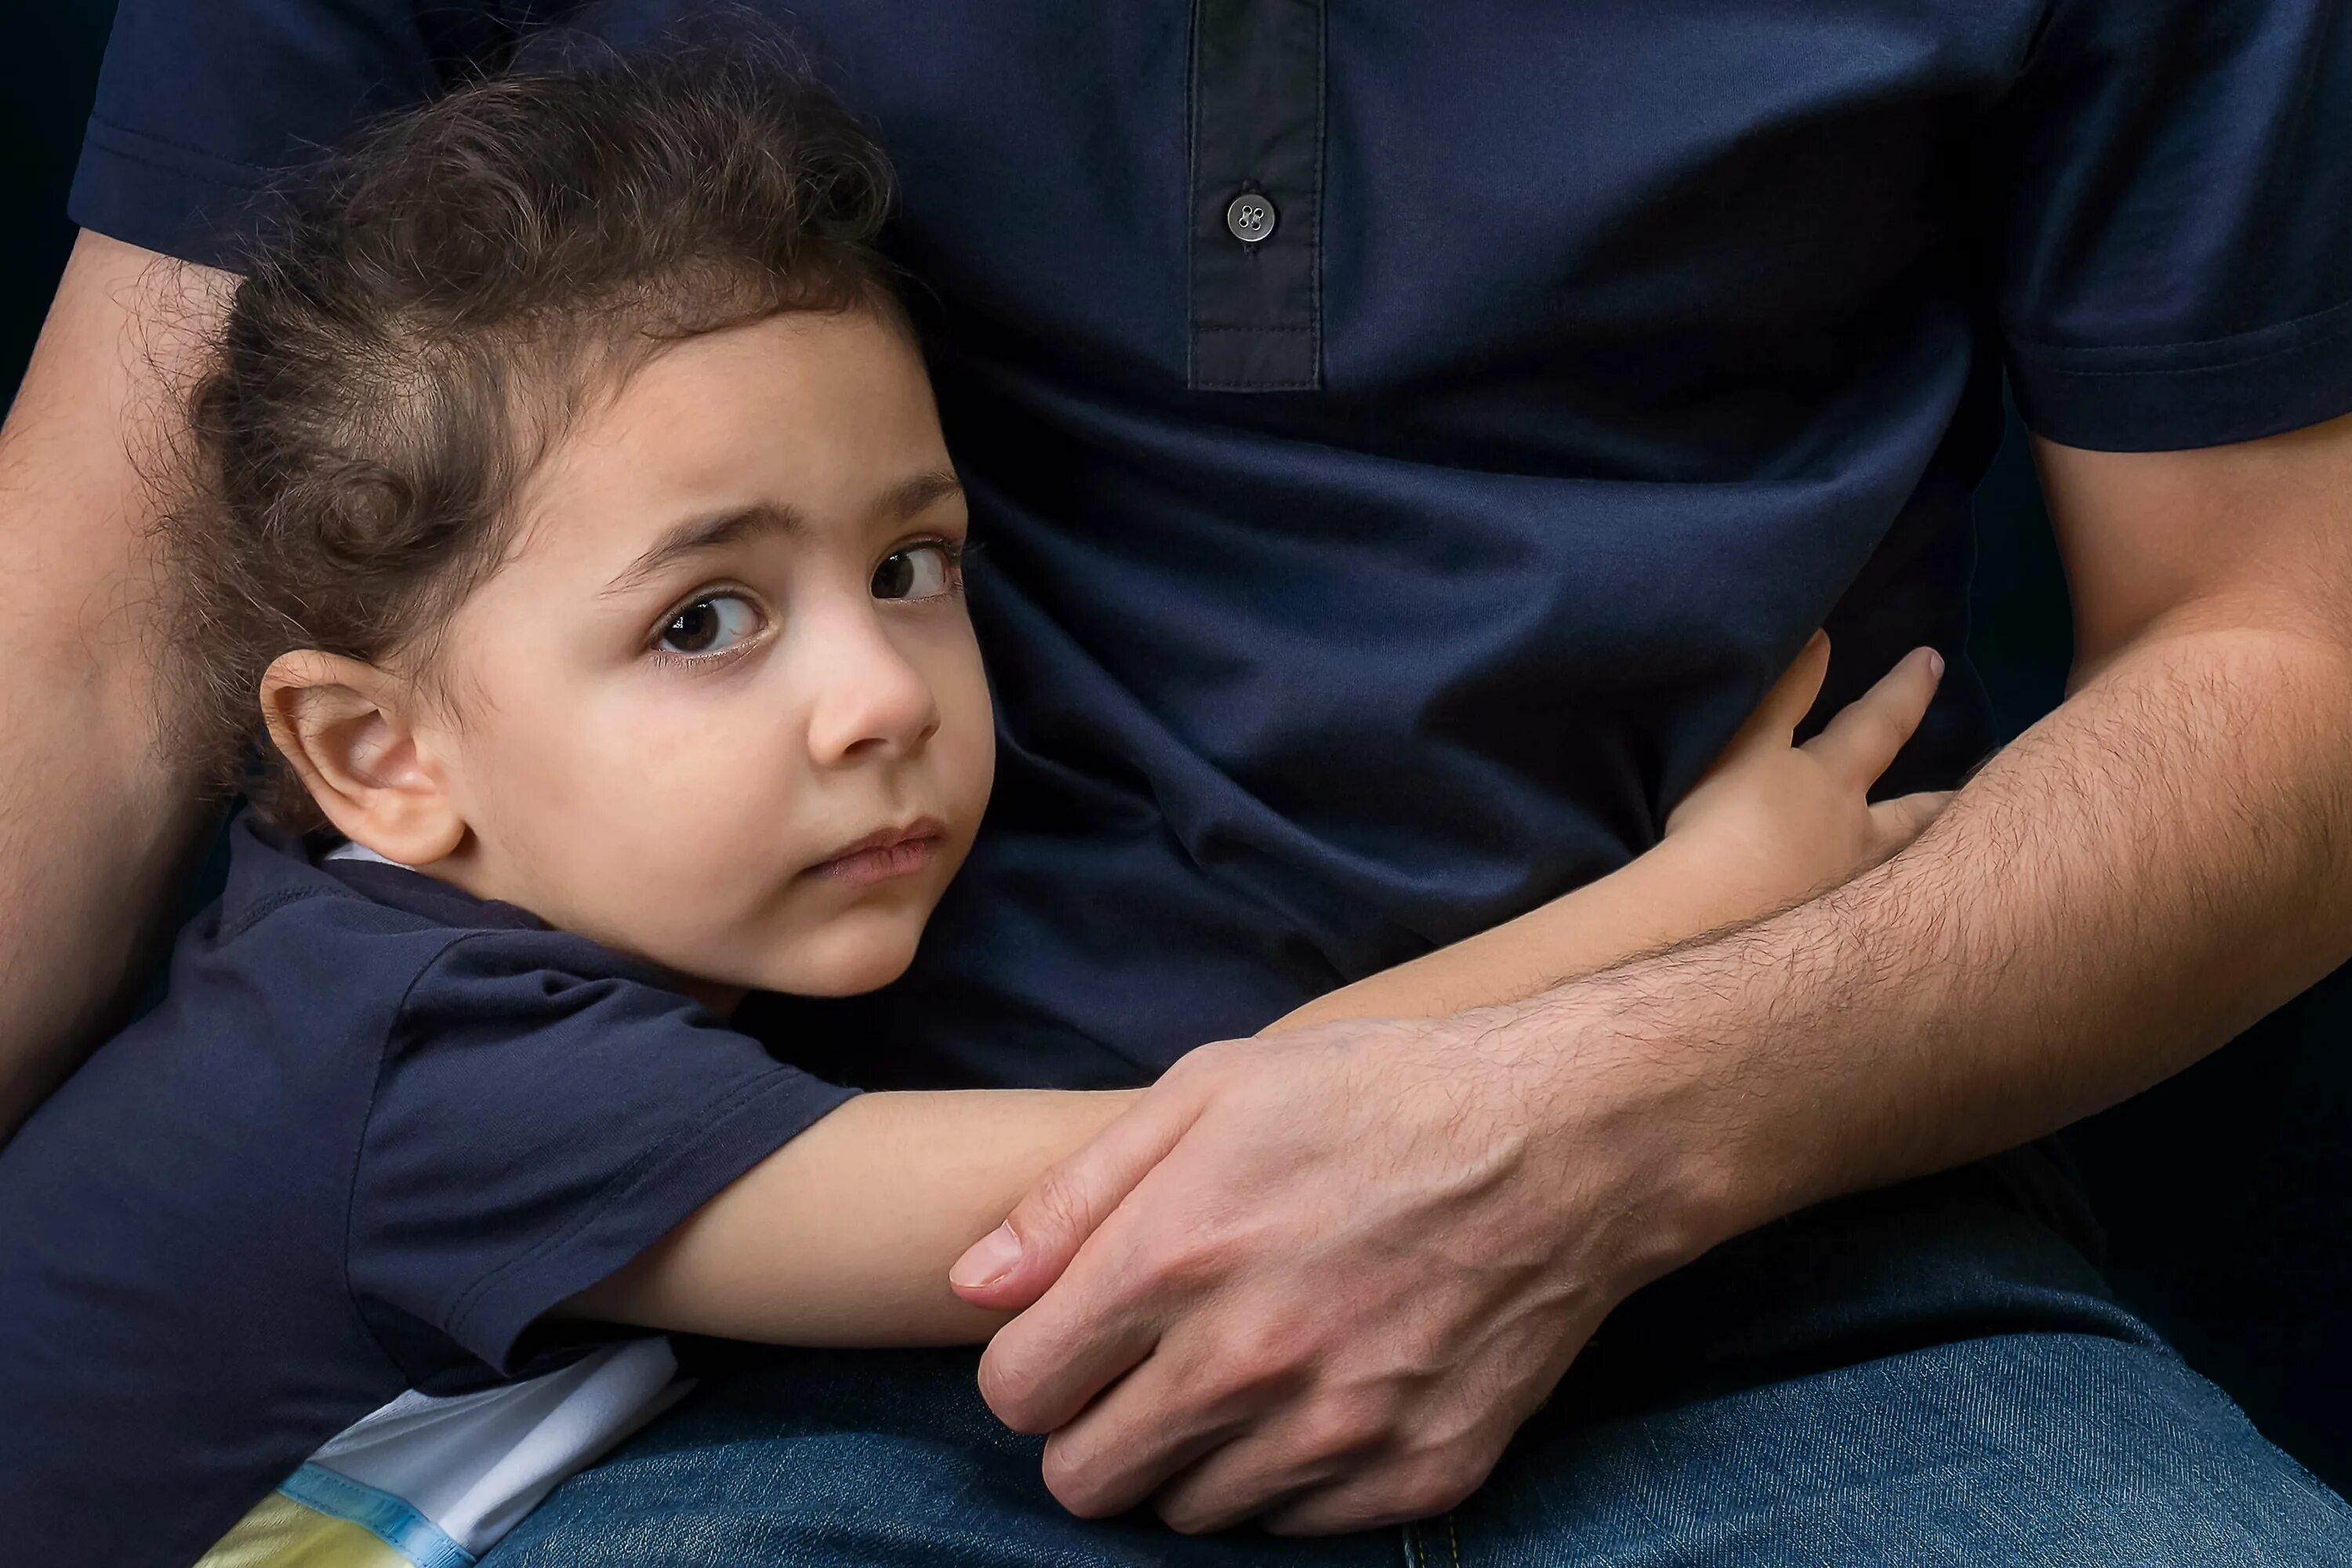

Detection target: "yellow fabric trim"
[193, 1491, 416, 1568]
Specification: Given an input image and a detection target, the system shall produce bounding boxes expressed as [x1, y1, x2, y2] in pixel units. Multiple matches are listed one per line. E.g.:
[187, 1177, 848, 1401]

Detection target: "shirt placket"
[1188, 0, 1325, 392]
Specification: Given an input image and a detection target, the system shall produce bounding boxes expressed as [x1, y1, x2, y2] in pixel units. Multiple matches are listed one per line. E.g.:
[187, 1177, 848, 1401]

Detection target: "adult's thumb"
[948, 1088, 1198, 1311]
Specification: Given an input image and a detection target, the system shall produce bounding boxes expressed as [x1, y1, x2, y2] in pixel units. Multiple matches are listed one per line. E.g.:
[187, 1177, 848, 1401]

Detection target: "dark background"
[9, 1, 2349, 1492]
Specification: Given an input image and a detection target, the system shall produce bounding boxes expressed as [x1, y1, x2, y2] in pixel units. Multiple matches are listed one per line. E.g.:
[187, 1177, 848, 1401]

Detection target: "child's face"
[424, 311, 993, 999]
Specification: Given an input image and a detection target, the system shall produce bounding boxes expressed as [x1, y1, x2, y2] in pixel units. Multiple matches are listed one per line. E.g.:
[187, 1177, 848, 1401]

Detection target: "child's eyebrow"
[602, 502, 809, 597]
[601, 470, 963, 599]
[873, 468, 965, 524]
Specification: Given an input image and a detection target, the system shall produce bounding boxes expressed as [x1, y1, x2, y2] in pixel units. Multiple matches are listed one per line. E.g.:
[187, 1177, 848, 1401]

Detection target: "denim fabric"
[485, 1165, 2352, 1566]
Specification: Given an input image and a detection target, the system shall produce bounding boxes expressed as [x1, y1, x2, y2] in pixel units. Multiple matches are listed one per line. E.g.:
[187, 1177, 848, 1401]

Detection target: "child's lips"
[805, 820, 946, 887]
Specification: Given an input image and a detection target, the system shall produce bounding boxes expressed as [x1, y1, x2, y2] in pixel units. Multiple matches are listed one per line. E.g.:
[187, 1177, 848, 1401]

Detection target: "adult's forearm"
[0, 234, 229, 1138]
[1551, 622, 2352, 1248]
[0, 655, 204, 1134]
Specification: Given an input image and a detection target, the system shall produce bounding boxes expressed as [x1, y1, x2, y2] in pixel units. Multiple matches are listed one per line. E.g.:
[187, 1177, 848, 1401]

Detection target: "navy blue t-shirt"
[67, 2, 2352, 1087]
[0, 819, 853, 1566]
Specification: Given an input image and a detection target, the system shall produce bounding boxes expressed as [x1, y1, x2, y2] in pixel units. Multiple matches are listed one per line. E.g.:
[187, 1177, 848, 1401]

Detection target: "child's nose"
[805, 613, 942, 767]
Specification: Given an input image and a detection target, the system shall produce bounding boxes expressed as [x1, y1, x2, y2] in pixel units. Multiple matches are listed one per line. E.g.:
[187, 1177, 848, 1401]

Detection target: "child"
[0, 49, 1948, 1568]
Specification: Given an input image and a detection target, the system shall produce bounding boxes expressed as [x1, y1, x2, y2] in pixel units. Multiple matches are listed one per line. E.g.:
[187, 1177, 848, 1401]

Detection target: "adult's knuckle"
[1135, 1225, 1239, 1297]
[1045, 1470, 1123, 1520]
[975, 1343, 1048, 1431]
[1023, 1165, 1091, 1238]
[1389, 1446, 1490, 1519]
[1392, 1476, 1465, 1522]
[1158, 1494, 1237, 1536]
[1188, 1351, 1279, 1415]
[1295, 1389, 1394, 1462]
[1040, 1440, 1122, 1516]
[1160, 1040, 1229, 1091]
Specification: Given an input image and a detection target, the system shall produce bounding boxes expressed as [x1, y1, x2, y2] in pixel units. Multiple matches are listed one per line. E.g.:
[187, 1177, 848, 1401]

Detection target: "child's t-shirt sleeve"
[344, 930, 860, 1375]
[1976, 0, 2352, 452]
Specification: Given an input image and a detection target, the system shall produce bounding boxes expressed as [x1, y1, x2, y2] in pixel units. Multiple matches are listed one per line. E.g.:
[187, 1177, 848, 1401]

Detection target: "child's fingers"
[1711, 631, 1832, 769]
[1753, 630, 1833, 743]
[1867, 789, 1954, 856]
[1803, 646, 1944, 787]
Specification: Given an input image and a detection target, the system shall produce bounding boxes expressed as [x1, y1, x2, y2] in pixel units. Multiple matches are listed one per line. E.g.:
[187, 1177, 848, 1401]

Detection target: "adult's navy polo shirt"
[73, 2, 2352, 1086]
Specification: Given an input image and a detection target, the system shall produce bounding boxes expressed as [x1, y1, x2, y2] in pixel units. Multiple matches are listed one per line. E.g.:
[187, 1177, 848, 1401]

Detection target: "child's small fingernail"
[951, 1223, 1022, 1290]
[1927, 649, 1946, 680]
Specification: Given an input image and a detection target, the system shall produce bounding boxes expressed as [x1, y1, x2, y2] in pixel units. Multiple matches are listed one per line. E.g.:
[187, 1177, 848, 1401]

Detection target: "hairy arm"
[1631, 415, 2352, 1233]
[0, 232, 232, 1138]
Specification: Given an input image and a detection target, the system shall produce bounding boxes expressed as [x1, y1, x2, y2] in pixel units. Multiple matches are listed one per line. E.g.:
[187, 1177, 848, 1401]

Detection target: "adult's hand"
[942, 640, 1953, 1535]
[949, 1002, 1719, 1534]
[956, 412, 2352, 1534]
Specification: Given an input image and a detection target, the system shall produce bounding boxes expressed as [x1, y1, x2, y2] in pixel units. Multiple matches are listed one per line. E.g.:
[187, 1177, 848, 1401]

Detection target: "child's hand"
[1664, 632, 1951, 903]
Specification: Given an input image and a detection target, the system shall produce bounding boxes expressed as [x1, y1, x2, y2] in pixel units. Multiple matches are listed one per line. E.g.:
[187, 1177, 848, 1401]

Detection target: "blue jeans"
[484, 1160, 2352, 1565]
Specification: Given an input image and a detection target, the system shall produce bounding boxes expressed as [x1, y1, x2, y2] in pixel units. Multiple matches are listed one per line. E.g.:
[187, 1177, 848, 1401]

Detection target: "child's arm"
[563, 634, 1944, 1346]
[562, 1084, 1146, 1345]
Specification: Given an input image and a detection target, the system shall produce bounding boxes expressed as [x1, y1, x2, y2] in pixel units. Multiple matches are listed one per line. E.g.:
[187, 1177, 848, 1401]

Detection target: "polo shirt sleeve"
[346, 930, 859, 1376]
[67, 0, 495, 268]
[1977, 0, 2352, 452]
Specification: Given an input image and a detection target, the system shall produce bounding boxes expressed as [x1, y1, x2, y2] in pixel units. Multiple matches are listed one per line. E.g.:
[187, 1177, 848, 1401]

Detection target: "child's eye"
[872, 543, 960, 602]
[657, 593, 763, 656]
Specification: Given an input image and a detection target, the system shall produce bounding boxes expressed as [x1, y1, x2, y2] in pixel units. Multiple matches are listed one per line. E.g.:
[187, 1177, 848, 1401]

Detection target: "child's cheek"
[615, 681, 808, 873]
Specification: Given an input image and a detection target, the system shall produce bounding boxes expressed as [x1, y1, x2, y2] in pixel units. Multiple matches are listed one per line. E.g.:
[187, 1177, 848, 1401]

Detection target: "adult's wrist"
[1472, 981, 1763, 1298]
[1497, 906, 1905, 1287]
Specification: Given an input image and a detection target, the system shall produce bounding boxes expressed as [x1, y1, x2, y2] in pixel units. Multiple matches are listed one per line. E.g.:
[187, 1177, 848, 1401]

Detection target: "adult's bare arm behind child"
[564, 637, 1947, 1345]
[0, 234, 234, 1140]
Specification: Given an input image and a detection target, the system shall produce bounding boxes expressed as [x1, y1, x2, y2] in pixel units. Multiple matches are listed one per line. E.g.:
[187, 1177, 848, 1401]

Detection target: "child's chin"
[760, 931, 921, 998]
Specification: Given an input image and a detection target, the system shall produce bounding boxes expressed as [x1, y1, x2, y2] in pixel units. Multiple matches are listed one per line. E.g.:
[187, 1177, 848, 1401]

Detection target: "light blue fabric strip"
[277, 1463, 478, 1568]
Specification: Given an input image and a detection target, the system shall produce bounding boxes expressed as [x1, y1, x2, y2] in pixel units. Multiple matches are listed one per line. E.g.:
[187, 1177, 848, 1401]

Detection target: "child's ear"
[259, 651, 466, 866]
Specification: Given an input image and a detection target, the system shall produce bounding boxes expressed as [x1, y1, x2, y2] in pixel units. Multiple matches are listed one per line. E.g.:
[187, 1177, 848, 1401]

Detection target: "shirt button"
[1225, 191, 1276, 244]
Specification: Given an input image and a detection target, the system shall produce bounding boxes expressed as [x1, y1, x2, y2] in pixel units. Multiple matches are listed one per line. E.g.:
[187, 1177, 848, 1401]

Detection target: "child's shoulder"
[205, 815, 666, 1010]
[9, 818, 691, 1192]
[213, 814, 547, 952]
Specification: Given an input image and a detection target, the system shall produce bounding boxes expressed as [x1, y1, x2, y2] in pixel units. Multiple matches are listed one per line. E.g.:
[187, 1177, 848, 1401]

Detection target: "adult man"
[5, 0, 2350, 1560]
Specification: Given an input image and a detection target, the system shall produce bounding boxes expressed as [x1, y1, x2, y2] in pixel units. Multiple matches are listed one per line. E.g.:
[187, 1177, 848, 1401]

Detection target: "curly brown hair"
[158, 43, 903, 831]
